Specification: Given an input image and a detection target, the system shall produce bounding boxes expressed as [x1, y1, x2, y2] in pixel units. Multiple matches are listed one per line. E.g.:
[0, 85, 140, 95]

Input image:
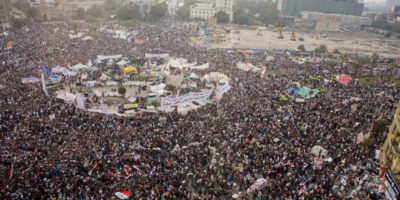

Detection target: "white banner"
[313, 158, 323, 170]
[41, 73, 49, 96]
[161, 89, 214, 107]
[219, 82, 231, 95]
[76, 93, 86, 110]
[100, 104, 108, 114]
[97, 55, 122, 61]
[145, 53, 169, 59]
[22, 77, 40, 84]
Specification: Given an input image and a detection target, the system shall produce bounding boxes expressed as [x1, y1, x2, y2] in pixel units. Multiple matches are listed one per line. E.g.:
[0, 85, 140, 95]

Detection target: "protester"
[0, 18, 395, 200]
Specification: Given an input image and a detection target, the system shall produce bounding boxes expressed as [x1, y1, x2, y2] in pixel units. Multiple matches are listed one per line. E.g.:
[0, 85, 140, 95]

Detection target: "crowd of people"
[0, 17, 398, 199]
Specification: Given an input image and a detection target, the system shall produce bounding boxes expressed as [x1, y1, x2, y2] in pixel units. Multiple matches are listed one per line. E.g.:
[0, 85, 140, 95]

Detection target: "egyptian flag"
[91, 162, 98, 170]
[115, 190, 131, 199]
[9, 168, 13, 180]
[132, 164, 140, 171]
[124, 165, 131, 176]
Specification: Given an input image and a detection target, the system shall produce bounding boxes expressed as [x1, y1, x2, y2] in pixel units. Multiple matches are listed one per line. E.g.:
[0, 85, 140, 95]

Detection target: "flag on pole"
[91, 162, 98, 170]
[132, 164, 140, 171]
[115, 191, 131, 199]
[9, 168, 13, 180]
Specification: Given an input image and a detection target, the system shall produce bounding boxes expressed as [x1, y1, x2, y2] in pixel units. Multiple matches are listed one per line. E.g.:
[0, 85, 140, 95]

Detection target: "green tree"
[25, 7, 40, 20]
[235, 14, 250, 25]
[151, 100, 159, 107]
[351, 61, 362, 78]
[72, 8, 86, 20]
[314, 45, 328, 54]
[370, 52, 379, 77]
[84, 14, 97, 24]
[149, 3, 167, 21]
[104, 0, 118, 11]
[304, 59, 310, 78]
[260, 1, 279, 26]
[372, 119, 389, 135]
[118, 86, 127, 96]
[363, 137, 376, 147]
[297, 44, 305, 52]
[14, 0, 29, 11]
[389, 63, 398, 81]
[87, 5, 103, 18]
[333, 49, 340, 54]
[117, 4, 141, 20]
[326, 60, 337, 78]
[11, 17, 26, 29]
[214, 11, 229, 23]
[166, 84, 176, 92]
[339, 53, 349, 68]
[176, 0, 197, 20]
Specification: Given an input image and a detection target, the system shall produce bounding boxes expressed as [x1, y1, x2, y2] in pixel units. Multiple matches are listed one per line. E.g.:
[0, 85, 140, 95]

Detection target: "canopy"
[123, 66, 137, 74]
[71, 63, 89, 72]
[87, 66, 99, 72]
[311, 145, 328, 157]
[117, 60, 129, 66]
[190, 72, 199, 79]
[294, 86, 319, 99]
[99, 73, 109, 81]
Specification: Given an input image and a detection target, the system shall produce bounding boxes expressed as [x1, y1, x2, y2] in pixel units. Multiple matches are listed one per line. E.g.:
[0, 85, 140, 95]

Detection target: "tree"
[11, 17, 26, 29]
[166, 84, 176, 92]
[351, 61, 362, 78]
[314, 45, 328, 54]
[87, 6, 103, 18]
[104, 0, 118, 11]
[14, 0, 29, 11]
[176, 0, 197, 20]
[118, 86, 127, 96]
[304, 59, 310, 78]
[326, 60, 337, 78]
[260, 1, 279, 26]
[151, 100, 159, 107]
[25, 7, 40, 20]
[339, 53, 349, 68]
[117, 4, 141, 20]
[372, 119, 389, 135]
[235, 14, 250, 25]
[297, 45, 305, 52]
[333, 49, 341, 54]
[149, 3, 167, 21]
[72, 8, 85, 20]
[370, 52, 379, 77]
[214, 11, 229, 23]
[389, 63, 398, 81]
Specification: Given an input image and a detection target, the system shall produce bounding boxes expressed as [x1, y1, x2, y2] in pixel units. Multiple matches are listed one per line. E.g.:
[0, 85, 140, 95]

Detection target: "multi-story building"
[119, 0, 161, 17]
[189, 0, 233, 21]
[0, 0, 11, 31]
[381, 102, 400, 200]
[278, 0, 364, 17]
[36, 0, 75, 21]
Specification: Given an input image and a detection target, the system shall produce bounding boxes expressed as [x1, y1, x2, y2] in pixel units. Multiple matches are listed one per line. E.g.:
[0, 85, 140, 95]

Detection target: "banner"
[100, 104, 108, 114]
[21, 77, 40, 84]
[219, 82, 231, 95]
[145, 53, 169, 59]
[41, 64, 60, 80]
[97, 55, 122, 61]
[123, 104, 138, 109]
[134, 39, 144, 45]
[41, 73, 49, 96]
[338, 76, 351, 84]
[76, 93, 86, 110]
[161, 88, 213, 106]
[313, 158, 323, 170]
[6, 41, 13, 49]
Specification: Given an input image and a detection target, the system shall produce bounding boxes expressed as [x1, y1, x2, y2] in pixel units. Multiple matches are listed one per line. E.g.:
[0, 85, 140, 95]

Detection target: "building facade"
[0, 0, 11, 31]
[36, 0, 75, 21]
[119, 0, 160, 17]
[189, 0, 233, 21]
[381, 102, 400, 200]
[278, 0, 364, 17]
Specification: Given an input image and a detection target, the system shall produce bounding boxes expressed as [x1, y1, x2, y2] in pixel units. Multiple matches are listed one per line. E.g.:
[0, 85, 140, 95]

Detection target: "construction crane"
[277, 0, 285, 39]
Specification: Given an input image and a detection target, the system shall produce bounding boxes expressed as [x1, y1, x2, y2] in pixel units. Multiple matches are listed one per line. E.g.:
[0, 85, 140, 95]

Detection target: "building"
[381, 102, 400, 200]
[278, 0, 364, 17]
[300, 11, 372, 32]
[0, 0, 11, 31]
[190, 0, 233, 21]
[36, 0, 76, 21]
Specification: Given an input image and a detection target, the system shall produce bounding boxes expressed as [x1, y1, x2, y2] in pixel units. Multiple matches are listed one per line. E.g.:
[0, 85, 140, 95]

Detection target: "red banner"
[338, 76, 351, 84]
[134, 39, 144, 45]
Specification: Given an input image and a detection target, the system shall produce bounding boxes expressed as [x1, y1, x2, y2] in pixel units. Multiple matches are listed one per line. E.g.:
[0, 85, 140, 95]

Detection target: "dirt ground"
[207, 29, 400, 57]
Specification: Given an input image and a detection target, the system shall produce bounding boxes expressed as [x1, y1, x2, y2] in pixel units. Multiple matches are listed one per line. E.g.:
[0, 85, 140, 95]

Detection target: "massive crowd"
[0, 17, 398, 199]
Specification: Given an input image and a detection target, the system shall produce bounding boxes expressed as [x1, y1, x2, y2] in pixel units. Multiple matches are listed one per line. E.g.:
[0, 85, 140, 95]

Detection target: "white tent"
[60, 68, 77, 76]
[311, 145, 328, 157]
[117, 60, 129, 66]
[87, 67, 99, 72]
[150, 83, 166, 95]
[87, 60, 93, 67]
[190, 63, 209, 70]
[71, 63, 89, 72]
[106, 81, 118, 86]
[190, 72, 199, 79]
[265, 56, 274, 62]
[51, 65, 63, 73]
[99, 73, 109, 81]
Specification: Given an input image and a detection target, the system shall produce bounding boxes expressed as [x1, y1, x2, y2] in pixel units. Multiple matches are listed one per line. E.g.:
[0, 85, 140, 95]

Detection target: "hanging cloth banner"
[41, 73, 49, 96]
[41, 64, 60, 80]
